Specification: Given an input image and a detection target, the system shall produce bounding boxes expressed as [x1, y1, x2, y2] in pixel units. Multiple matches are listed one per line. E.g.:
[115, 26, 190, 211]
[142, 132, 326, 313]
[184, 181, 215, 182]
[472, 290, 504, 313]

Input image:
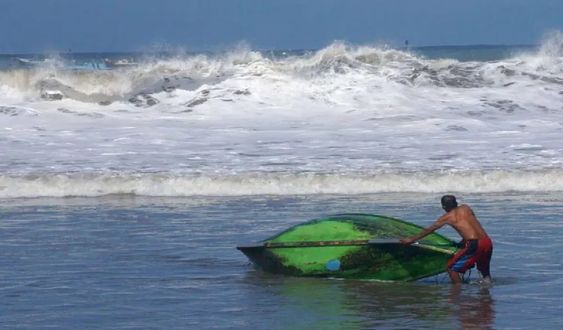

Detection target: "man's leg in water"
[477, 240, 493, 284]
[447, 268, 463, 284]
[478, 265, 492, 284]
[481, 275, 492, 284]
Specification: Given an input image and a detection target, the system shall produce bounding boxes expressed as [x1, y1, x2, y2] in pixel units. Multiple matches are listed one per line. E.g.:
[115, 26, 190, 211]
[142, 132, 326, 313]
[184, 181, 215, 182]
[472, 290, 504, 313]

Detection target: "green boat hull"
[237, 214, 459, 281]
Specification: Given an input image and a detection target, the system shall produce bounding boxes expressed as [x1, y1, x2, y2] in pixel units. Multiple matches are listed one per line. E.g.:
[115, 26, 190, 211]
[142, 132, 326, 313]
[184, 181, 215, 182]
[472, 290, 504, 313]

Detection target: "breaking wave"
[1, 169, 562, 198]
[1, 33, 562, 199]
[0, 33, 561, 106]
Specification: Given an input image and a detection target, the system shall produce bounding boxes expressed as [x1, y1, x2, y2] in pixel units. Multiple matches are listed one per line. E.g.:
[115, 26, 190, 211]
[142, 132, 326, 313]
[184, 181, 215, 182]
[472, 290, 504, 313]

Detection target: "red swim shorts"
[447, 236, 493, 276]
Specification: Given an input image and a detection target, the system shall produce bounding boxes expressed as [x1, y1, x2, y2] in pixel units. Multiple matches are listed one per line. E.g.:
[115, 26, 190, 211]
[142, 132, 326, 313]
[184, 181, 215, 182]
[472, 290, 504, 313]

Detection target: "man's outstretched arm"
[400, 215, 449, 245]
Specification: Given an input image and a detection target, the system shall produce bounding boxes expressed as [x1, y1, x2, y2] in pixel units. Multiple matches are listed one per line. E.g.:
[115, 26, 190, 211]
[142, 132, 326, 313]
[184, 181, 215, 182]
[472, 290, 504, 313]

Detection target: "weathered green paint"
[269, 220, 373, 243]
[237, 214, 459, 281]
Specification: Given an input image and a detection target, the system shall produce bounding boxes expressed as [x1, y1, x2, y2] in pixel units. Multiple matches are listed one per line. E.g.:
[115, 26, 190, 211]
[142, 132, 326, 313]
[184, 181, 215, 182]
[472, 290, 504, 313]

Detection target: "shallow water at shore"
[1, 192, 562, 329]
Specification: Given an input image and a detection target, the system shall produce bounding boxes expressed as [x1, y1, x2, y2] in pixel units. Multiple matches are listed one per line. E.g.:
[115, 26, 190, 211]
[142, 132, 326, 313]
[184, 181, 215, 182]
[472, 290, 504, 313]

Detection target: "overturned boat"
[237, 214, 459, 281]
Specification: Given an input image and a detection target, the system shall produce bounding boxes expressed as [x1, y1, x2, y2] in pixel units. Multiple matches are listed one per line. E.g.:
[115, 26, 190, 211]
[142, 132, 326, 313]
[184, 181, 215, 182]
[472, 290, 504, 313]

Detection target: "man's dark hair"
[441, 195, 458, 211]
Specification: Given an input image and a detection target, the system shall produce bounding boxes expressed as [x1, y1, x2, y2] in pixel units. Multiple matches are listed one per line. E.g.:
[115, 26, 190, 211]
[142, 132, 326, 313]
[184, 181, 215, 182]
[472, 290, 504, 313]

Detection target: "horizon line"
[0, 43, 537, 57]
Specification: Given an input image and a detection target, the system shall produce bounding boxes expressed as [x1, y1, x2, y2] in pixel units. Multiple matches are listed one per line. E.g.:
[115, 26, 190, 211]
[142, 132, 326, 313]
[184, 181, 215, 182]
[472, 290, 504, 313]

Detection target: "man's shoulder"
[449, 204, 472, 219]
[456, 204, 477, 219]
[458, 204, 472, 211]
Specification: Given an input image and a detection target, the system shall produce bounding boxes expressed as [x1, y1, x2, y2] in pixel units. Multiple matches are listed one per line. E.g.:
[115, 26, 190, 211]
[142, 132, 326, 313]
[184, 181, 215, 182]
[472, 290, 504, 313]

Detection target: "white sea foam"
[1, 34, 562, 198]
[1, 170, 562, 198]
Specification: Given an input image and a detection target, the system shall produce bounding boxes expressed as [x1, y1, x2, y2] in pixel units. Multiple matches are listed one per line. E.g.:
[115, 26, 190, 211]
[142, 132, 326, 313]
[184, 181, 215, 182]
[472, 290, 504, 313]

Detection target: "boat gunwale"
[237, 239, 456, 255]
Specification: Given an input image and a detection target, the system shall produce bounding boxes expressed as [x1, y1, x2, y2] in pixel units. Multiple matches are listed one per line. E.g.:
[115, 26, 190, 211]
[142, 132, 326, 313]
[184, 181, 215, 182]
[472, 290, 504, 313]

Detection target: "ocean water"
[1, 32, 563, 329]
[1, 193, 562, 329]
[1, 36, 562, 197]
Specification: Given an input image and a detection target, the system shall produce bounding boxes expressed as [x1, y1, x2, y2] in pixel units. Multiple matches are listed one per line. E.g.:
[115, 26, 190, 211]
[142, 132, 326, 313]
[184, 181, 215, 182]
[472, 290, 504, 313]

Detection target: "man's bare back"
[438, 204, 488, 240]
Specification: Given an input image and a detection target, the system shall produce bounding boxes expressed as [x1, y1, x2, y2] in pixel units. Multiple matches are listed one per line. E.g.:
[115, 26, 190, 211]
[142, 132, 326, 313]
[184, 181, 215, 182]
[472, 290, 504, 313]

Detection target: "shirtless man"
[400, 195, 493, 284]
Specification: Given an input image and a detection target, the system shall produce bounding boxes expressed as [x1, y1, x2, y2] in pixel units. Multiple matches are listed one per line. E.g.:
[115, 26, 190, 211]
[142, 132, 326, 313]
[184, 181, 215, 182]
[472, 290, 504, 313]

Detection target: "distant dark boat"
[237, 214, 458, 281]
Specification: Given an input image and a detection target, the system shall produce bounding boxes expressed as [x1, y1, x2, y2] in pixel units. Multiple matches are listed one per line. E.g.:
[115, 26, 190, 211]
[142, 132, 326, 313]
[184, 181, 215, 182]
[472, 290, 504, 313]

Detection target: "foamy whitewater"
[1, 34, 562, 198]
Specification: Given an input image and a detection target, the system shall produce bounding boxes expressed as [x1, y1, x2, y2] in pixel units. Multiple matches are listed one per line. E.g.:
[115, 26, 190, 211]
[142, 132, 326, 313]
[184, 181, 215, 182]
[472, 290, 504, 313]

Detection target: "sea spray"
[1, 35, 562, 199]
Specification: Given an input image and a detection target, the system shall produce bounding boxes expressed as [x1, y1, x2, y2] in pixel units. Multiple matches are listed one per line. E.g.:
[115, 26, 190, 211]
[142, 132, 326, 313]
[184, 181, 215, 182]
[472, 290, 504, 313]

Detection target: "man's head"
[441, 195, 458, 212]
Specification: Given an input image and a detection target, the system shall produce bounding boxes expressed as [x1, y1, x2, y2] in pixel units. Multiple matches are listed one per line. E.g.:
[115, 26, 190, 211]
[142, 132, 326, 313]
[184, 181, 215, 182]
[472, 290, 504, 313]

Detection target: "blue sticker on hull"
[326, 259, 341, 271]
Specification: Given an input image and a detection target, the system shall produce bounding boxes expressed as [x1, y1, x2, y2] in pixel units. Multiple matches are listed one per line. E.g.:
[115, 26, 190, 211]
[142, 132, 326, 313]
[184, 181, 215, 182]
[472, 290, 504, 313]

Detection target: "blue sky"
[1, 0, 562, 53]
